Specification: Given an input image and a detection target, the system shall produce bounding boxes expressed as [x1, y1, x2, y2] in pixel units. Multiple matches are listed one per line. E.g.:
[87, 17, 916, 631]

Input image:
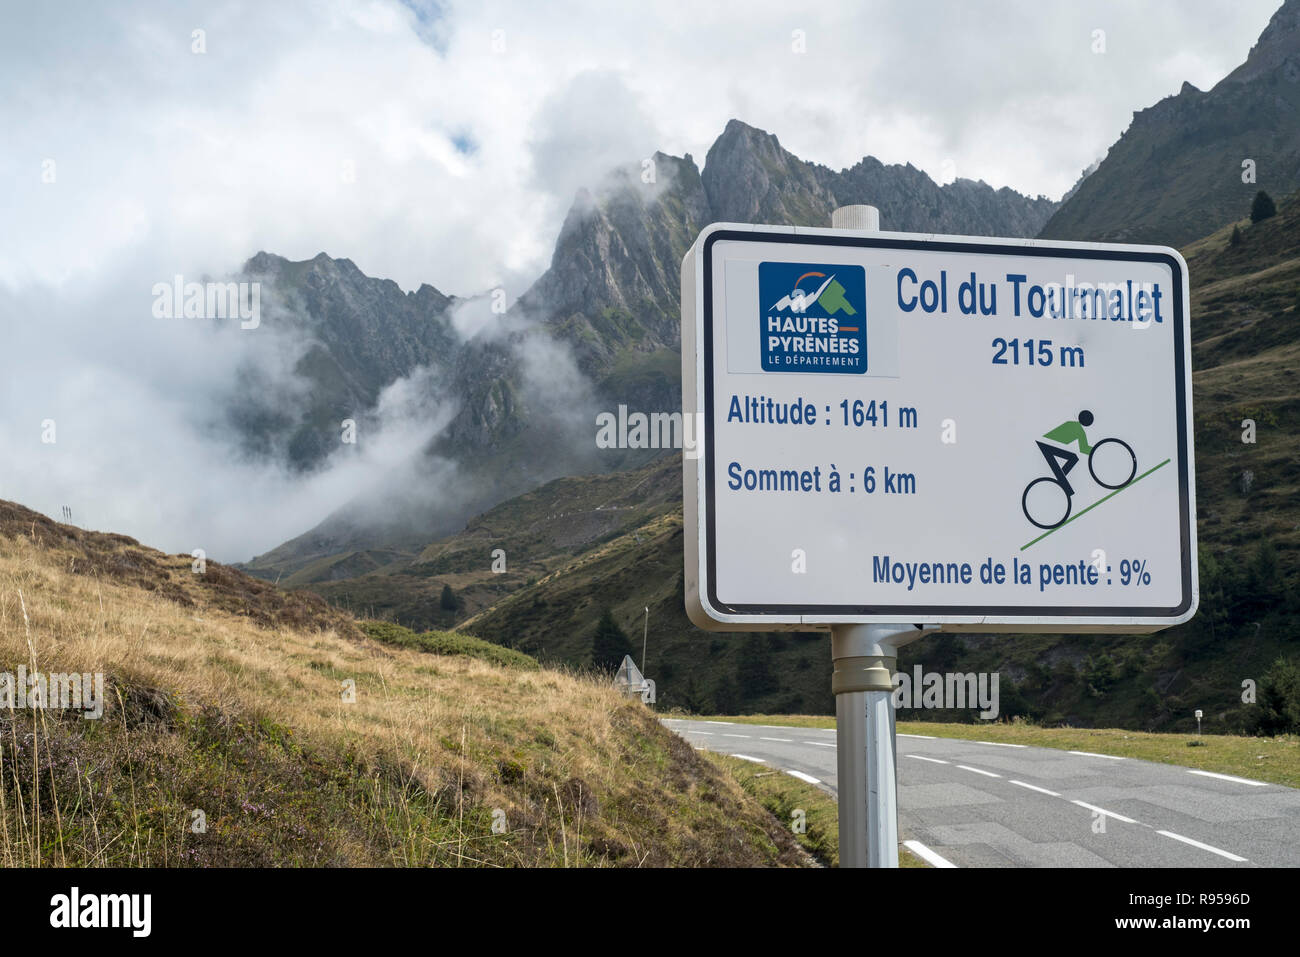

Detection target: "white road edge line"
[906, 754, 950, 765]
[759, 736, 794, 742]
[1187, 769, 1268, 787]
[1156, 830, 1248, 862]
[903, 840, 957, 868]
[805, 741, 837, 748]
[731, 754, 766, 763]
[1068, 750, 1126, 760]
[956, 764, 1002, 778]
[898, 733, 936, 739]
[1009, 780, 1061, 797]
[785, 769, 820, 784]
[976, 741, 1028, 748]
[1071, 800, 1138, 824]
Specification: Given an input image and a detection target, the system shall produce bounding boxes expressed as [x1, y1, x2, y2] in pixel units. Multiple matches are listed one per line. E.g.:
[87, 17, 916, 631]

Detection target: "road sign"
[681, 224, 1197, 633]
[614, 655, 656, 704]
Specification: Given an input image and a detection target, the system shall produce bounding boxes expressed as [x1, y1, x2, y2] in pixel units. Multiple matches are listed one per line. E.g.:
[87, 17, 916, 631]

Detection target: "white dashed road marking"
[1071, 801, 1139, 824]
[1156, 830, 1248, 862]
[1009, 780, 1062, 797]
[956, 764, 1002, 778]
[1187, 769, 1268, 787]
[785, 770, 821, 784]
[1068, 750, 1125, 760]
[903, 840, 957, 868]
[731, 754, 766, 763]
[906, 754, 950, 765]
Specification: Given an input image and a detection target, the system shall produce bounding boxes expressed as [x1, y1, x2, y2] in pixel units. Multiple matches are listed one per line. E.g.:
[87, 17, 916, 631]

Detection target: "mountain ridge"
[241, 119, 1059, 577]
[1039, 0, 1300, 245]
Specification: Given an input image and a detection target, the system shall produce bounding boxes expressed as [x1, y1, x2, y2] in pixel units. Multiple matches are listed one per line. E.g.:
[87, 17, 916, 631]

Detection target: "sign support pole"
[831, 623, 929, 867]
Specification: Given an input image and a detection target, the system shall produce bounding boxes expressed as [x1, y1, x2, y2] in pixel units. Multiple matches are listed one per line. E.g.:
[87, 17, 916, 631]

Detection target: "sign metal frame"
[682, 223, 1198, 634]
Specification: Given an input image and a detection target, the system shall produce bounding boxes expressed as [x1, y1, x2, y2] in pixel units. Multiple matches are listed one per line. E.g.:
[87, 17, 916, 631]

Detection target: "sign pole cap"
[831, 204, 880, 231]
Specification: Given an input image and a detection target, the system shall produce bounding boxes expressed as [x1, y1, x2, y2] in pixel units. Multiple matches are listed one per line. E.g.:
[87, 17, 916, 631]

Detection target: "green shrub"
[360, 620, 539, 670]
[1250, 190, 1276, 223]
[1256, 657, 1300, 735]
[439, 583, 459, 612]
[591, 608, 634, 672]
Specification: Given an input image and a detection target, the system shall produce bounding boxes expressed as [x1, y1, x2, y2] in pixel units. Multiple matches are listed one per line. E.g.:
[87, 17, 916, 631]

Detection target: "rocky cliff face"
[489, 123, 1058, 443]
[233, 251, 458, 470]
[241, 120, 1061, 576]
[520, 152, 713, 372]
[1039, 0, 1300, 245]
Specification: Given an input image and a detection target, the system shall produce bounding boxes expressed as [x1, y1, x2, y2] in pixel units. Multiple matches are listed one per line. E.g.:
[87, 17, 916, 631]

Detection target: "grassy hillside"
[0, 502, 810, 867]
[445, 195, 1300, 728]
[276, 453, 681, 632]
[457, 497, 835, 713]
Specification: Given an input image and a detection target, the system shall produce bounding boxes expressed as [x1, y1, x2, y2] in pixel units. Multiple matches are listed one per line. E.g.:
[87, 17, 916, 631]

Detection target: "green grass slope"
[293, 453, 681, 631]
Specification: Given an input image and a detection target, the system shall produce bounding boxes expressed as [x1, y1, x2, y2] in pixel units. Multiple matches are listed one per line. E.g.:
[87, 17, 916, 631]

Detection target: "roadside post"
[681, 205, 1198, 867]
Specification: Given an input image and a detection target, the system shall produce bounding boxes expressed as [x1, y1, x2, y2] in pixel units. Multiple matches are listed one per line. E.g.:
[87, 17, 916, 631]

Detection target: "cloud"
[4, 1, 1278, 292]
[0, 262, 456, 560]
[529, 70, 663, 211]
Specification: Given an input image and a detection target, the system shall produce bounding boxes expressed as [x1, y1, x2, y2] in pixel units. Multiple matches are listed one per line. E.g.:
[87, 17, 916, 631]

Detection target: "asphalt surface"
[663, 717, 1300, 867]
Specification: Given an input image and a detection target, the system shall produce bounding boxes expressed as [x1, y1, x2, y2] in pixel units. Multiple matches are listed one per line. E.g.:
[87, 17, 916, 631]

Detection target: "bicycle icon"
[1021, 409, 1138, 530]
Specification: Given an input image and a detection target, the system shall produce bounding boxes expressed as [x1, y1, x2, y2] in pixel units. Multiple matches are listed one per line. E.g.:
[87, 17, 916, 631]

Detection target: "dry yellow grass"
[0, 514, 808, 868]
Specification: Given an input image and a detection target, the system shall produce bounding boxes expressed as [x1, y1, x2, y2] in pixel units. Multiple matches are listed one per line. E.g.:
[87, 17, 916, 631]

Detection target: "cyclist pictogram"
[1021, 409, 1138, 530]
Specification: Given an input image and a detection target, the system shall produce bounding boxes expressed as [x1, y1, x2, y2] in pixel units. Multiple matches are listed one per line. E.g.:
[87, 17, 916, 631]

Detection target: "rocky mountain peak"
[702, 119, 837, 225]
[1040, 1, 1300, 245]
[518, 150, 711, 372]
[1233, 0, 1300, 82]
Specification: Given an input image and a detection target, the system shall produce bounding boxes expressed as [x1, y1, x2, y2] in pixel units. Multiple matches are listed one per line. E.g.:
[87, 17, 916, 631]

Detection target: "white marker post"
[680, 203, 1198, 869]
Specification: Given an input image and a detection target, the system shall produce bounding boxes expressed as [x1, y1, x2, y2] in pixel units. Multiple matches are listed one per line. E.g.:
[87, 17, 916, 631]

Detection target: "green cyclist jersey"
[1043, 421, 1091, 454]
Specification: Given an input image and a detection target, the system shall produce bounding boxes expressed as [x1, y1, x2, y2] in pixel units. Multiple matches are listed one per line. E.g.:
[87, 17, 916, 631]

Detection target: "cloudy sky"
[0, 0, 1284, 558]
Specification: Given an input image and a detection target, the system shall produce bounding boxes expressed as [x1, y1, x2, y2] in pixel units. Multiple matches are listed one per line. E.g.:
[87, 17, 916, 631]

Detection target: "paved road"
[664, 718, 1300, 867]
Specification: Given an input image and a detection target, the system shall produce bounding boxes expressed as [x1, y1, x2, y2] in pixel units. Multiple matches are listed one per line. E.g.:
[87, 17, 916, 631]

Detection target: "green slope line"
[1020, 458, 1172, 551]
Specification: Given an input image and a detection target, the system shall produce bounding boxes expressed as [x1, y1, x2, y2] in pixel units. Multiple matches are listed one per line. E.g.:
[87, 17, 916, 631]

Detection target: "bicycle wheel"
[1022, 476, 1072, 530]
[1088, 438, 1137, 490]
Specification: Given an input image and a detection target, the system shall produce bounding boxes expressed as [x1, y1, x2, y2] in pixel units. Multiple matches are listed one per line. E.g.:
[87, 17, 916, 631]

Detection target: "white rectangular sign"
[681, 224, 1198, 633]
